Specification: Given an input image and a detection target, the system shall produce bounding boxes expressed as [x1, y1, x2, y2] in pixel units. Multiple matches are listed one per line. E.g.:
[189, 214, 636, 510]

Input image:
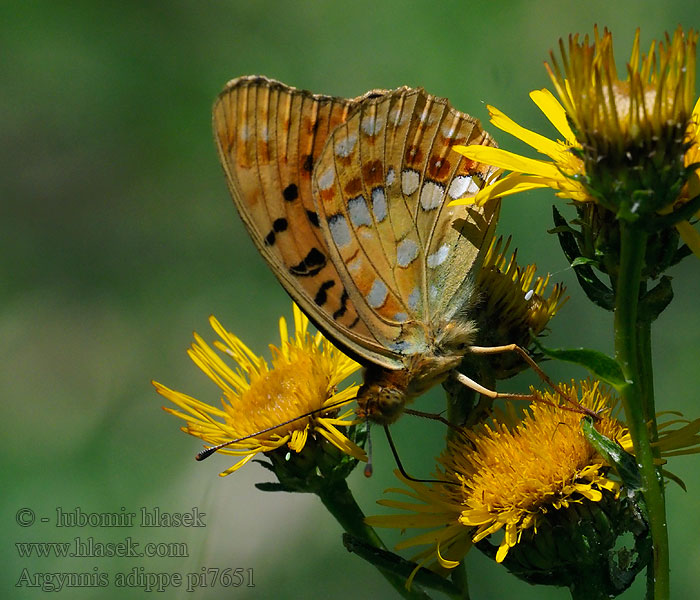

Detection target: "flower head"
[369, 380, 700, 585]
[473, 236, 567, 377]
[453, 27, 700, 256]
[153, 304, 364, 476]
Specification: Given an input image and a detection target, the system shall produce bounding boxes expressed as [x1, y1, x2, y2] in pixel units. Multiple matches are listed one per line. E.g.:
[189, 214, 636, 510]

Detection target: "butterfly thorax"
[356, 318, 477, 425]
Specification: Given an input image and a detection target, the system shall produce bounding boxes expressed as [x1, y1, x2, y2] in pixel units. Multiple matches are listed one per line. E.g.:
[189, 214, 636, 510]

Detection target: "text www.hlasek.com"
[16, 537, 187, 558]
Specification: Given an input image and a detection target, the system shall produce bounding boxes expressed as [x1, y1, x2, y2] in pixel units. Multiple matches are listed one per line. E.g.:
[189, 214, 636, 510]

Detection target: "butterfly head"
[355, 366, 412, 425]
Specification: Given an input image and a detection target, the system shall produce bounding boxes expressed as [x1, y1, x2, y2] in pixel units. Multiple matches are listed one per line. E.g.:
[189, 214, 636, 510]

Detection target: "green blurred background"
[4, 1, 700, 598]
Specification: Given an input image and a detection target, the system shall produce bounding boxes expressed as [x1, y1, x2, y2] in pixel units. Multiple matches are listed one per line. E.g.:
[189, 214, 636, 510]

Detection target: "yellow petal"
[487, 104, 563, 159]
[529, 88, 576, 142]
[452, 145, 564, 179]
[495, 538, 510, 563]
[436, 544, 460, 569]
[676, 220, 700, 259]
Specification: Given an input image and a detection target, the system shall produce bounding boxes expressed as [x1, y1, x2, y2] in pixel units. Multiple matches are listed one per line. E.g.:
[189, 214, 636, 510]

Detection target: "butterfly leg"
[467, 344, 599, 418]
[469, 343, 559, 391]
[403, 408, 463, 433]
[453, 371, 535, 401]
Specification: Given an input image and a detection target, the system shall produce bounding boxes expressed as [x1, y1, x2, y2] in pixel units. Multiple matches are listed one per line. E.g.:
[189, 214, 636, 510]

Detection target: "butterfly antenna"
[383, 426, 459, 487]
[195, 398, 351, 461]
[363, 418, 373, 477]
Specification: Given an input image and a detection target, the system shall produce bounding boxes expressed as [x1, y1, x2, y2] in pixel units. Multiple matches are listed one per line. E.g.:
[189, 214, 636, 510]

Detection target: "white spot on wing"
[396, 238, 419, 267]
[408, 287, 420, 311]
[328, 214, 351, 247]
[371, 187, 387, 222]
[240, 124, 250, 141]
[318, 167, 335, 190]
[427, 244, 450, 268]
[259, 126, 269, 142]
[366, 279, 388, 308]
[361, 115, 384, 136]
[347, 256, 362, 273]
[390, 340, 410, 353]
[386, 168, 395, 186]
[348, 195, 372, 227]
[389, 108, 405, 126]
[334, 134, 357, 157]
[394, 312, 408, 323]
[401, 169, 420, 196]
[448, 175, 479, 200]
[441, 122, 457, 138]
[420, 180, 445, 210]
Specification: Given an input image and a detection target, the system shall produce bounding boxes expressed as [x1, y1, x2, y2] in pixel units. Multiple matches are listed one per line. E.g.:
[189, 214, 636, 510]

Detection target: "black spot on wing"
[306, 210, 320, 227]
[314, 280, 336, 305]
[264, 218, 289, 246]
[283, 184, 298, 202]
[333, 289, 349, 319]
[302, 154, 314, 173]
[289, 247, 326, 277]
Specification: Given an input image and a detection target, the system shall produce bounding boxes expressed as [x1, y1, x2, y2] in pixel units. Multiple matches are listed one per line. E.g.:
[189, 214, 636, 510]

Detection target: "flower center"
[232, 350, 329, 439]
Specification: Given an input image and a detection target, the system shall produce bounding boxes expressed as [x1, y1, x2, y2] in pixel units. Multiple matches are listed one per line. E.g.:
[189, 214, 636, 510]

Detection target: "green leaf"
[638, 275, 673, 322]
[551, 206, 614, 311]
[531, 339, 627, 389]
[254, 482, 292, 493]
[343, 534, 459, 598]
[581, 417, 642, 490]
[570, 256, 598, 267]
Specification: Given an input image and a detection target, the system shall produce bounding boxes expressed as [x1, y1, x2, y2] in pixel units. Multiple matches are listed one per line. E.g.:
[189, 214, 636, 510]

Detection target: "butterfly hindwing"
[312, 87, 500, 357]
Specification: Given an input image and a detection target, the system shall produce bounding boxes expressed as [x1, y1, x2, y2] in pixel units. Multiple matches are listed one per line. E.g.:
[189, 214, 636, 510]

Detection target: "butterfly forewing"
[214, 76, 387, 360]
[312, 87, 500, 357]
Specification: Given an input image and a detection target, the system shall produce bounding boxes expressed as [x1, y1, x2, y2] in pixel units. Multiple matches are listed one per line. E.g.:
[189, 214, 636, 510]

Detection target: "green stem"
[614, 223, 668, 600]
[318, 480, 431, 599]
[637, 318, 660, 451]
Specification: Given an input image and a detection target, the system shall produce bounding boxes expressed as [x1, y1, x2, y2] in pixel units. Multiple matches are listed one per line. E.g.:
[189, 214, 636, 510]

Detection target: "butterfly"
[213, 75, 500, 426]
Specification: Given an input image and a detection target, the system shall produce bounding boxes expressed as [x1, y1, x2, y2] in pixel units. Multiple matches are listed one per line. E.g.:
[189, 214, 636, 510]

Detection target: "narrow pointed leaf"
[532, 339, 626, 389]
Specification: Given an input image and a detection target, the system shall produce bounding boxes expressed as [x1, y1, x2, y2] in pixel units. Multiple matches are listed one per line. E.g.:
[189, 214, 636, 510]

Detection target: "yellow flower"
[153, 304, 364, 476]
[369, 380, 700, 577]
[477, 237, 566, 342]
[465, 236, 567, 380]
[453, 27, 700, 257]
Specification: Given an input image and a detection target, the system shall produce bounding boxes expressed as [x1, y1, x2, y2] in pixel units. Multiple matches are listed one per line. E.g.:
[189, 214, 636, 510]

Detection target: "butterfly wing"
[311, 88, 500, 357]
[213, 76, 402, 368]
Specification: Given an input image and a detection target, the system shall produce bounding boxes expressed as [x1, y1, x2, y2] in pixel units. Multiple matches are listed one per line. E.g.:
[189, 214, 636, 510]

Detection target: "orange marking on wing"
[362, 159, 384, 186]
[257, 140, 271, 164]
[405, 145, 424, 168]
[427, 155, 452, 180]
[344, 177, 363, 197]
[319, 187, 337, 205]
